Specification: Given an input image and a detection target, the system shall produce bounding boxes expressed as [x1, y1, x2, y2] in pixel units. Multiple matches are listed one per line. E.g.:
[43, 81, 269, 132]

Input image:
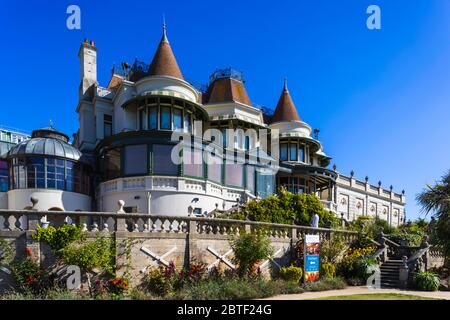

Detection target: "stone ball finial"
[30, 197, 39, 209]
[332, 164, 337, 171]
[350, 170, 355, 177]
[390, 185, 393, 191]
[365, 176, 369, 182]
[378, 180, 382, 187]
[117, 200, 125, 213]
[402, 190, 405, 195]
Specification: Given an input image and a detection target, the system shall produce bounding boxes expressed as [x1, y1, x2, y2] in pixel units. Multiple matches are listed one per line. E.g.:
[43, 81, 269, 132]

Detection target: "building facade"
[0, 25, 406, 226]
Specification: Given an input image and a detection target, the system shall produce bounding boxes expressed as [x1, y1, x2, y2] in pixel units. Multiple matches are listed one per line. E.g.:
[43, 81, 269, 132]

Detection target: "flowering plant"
[10, 247, 44, 293]
[109, 275, 129, 296]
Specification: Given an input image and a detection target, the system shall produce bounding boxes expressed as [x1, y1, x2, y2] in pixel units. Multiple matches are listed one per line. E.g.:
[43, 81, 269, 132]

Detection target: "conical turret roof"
[272, 79, 301, 122]
[148, 23, 183, 79]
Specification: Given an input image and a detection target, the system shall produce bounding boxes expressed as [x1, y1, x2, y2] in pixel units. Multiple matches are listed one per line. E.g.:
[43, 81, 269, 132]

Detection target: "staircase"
[380, 259, 403, 288]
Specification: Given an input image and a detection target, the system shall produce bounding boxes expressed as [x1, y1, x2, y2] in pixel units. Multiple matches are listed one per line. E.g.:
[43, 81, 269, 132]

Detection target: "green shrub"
[355, 256, 379, 281]
[10, 256, 45, 294]
[173, 276, 304, 300]
[241, 189, 339, 227]
[61, 235, 115, 275]
[320, 236, 346, 264]
[0, 238, 13, 265]
[348, 216, 395, 239]
[414, 272, 440, 291]
[33, 224, 82, 252]
[335, 246, 376, 281]
[278, 265, 303, 283]
[143, 267, 174, 297]
[320, 262, 336, 279]
[231, 233, 273, 275]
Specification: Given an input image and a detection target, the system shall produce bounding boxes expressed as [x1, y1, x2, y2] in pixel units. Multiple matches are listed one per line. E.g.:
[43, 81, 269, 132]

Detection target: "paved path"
[262, 286, 450, 300]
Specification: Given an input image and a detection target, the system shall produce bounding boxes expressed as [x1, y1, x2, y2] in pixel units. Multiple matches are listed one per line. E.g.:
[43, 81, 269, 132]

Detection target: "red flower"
[25, 275, 35, 286]
[25, 247, 32, 257]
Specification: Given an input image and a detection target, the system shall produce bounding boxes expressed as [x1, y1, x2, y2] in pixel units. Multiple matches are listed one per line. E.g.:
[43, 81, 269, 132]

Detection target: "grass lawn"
[312, 293, 442, 300]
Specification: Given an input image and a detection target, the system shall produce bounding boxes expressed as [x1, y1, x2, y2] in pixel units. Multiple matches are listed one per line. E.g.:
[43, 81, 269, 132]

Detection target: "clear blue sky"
[1, 0, 449, 220]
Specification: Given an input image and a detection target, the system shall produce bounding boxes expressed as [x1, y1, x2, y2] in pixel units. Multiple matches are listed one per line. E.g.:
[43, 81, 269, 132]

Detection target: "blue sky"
[1, 0, 449, 220]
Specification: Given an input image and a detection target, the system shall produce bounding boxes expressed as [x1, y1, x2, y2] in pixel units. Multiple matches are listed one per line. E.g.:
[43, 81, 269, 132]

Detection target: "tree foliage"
[241, 189, 339, 228]
[417, 171, 450, 258]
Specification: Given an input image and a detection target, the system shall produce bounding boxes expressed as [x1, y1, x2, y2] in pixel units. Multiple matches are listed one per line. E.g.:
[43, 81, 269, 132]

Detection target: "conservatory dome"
[7, 127, 82, 161]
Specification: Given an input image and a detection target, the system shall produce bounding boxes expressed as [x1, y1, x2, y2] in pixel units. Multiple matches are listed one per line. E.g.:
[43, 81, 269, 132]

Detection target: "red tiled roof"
[272, 80, 301, 122]
[148, 26, 183, 80]
[107, 74, 123, 90]
[206, 78, 252, 106]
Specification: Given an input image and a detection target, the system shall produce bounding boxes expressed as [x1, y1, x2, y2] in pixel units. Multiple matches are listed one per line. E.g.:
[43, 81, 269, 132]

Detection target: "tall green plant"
[417, 171, 450, 259]
[231, 233, 273, 275]
[242, 189, 338, 227]
[33, 224, 83, 252]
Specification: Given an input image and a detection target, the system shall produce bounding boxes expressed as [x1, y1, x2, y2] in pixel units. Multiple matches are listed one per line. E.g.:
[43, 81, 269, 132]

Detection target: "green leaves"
[32, 224, 83, 252]
[414, 272, 440, 291]
[231, 233, 273, 276]
[61, 235, 115, 275]
[416, 170, 450, 259]
[242, 189, 339, 227]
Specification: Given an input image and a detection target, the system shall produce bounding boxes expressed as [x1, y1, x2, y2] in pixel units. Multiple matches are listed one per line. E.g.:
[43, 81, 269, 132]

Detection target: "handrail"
[384, 236, 400, 247]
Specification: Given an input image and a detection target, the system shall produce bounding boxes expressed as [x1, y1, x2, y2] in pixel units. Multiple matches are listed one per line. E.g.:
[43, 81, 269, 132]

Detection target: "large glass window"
[148, 106, 158, 130]
[290, 143, 298, 161]
[105, 148, 121, 180]
[246, 165, 255, 193]
[138, 109, 145, 130]
[173, 108, 183, 130]
[152, 144, 178, 175]
[299, 144, 305, 162]
[225, 163, 243, 187]
[183, 147, 203, 178]
[184, 112, 192, 133]
[222, 129, 228, 148]
[256, 170, 275, 198]
[104, 114, 112, 138]
[280, 143, 288, 161]
[0, 160, 8, 192]
[124, 145, 148, 176]
[160, 106, 171, 130]
[46, 158, 65, 189]
[27, 157, 45, 188]
[9, 157, 90, 195]
[207, 153, 222, 183]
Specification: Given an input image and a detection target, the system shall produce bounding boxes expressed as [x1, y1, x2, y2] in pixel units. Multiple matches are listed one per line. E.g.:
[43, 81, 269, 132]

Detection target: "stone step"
[381, 266, 400, 269]
[381, 273, 399, 277]
[381, 279, 398, 284]
[383, 261, 403, 264]
[381, 275, 399, 278]
[381, 283, 399, 288]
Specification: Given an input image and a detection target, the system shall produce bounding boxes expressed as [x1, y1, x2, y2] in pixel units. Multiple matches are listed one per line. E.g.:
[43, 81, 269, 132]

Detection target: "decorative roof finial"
[283, 77, 288, 92]
[162, 14, 168, 43]
[49, 119, 53, 129]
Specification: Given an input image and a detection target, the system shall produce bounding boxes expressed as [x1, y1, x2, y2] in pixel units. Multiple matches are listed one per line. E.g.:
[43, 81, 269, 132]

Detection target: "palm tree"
[416, 171, 450, 259]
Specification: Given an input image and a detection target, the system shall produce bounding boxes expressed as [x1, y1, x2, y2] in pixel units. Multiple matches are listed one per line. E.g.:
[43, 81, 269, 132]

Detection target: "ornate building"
[0, 24, 406, 226]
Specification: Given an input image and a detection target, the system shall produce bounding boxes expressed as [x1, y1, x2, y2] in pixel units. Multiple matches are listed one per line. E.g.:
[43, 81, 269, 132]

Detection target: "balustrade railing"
[0, 209, 358, 241]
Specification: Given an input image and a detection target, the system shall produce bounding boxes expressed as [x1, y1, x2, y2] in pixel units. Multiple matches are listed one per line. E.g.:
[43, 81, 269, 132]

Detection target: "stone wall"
[0, 208, 359, 290]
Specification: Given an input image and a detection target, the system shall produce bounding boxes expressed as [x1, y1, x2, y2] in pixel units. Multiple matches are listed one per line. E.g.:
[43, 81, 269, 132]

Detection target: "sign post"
[304, 234, 320, 283]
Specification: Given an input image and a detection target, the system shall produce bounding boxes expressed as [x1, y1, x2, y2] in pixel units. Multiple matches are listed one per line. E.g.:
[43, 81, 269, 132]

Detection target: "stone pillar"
[114, 200, 128, 277]
[187, 220, 198, 269]
[26, 213, 41, 265]
[399, 256, 409, 289]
